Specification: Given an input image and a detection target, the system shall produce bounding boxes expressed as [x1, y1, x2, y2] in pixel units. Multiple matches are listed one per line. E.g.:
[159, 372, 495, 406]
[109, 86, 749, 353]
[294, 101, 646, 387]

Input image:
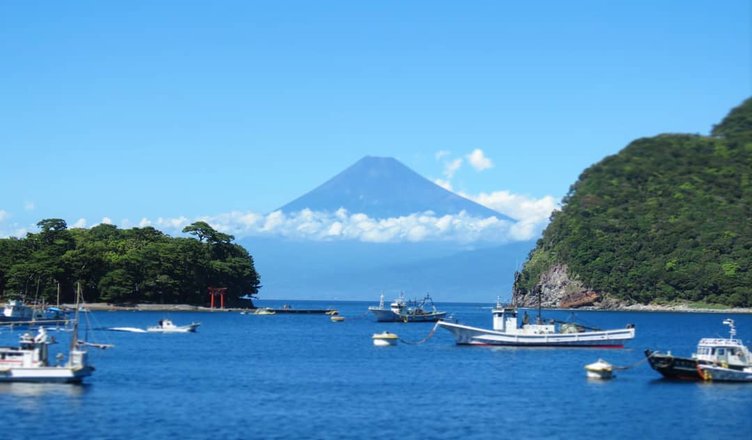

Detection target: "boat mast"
[537, 286, 542, 324]
[70, 282, 81, 352]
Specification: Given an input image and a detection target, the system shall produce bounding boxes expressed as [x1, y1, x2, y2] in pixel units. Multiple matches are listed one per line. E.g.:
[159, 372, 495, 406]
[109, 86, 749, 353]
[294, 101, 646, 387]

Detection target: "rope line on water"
[398, 322, 440, 345]
[612, 354, 652, 371]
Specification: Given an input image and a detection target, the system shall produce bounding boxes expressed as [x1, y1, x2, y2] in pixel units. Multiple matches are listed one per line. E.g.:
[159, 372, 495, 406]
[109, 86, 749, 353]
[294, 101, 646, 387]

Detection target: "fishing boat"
[437, 299, 635, 347]
[368, 293, 447, 322]
[1, 299, 35, 322]
[0, 289, 95, 383]
[146, 319, 200, 333]
[646, 319, 751, 381]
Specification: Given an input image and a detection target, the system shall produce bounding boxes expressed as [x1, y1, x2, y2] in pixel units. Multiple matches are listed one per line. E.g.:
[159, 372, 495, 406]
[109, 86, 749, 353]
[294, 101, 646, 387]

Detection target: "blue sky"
[1, 0, 749, 241]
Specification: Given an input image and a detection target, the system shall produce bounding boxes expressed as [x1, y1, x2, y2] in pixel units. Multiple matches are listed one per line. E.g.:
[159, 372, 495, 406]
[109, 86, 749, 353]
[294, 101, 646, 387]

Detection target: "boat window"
[716, 348, 725, 356]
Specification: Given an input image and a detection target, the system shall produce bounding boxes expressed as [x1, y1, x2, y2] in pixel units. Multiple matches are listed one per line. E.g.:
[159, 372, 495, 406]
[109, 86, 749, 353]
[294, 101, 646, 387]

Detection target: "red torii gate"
[208, 287, 227, 309]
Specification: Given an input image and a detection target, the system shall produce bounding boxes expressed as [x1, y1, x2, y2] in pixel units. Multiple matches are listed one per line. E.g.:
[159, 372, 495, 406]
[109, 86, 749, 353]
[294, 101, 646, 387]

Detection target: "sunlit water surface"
[1, 301, 750, 439]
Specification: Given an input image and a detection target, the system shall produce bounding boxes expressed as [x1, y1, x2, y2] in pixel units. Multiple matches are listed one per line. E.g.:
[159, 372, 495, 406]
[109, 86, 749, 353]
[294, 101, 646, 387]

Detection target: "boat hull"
[644, 350, 707, 380]
[586, 369, 613, 379]
[698, 365, 752, 382]
[368, 308, 446, 322]
[437, 321, 635, 347]
[146, 323, 200, 333]
[0, 366, 94, 384]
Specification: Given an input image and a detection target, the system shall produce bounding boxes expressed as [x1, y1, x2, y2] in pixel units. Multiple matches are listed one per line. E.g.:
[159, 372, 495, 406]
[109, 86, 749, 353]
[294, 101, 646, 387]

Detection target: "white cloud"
[59, 188, 558, 244]
[0, 210, 8, 222]
[444, 158, 463, 179]
[144, 207, 546, 244]
[24, 201, 35, 211]
[434, 178, 453, 191]
[435, 150, 450, 160]
[72, 218, 87, 228]
[466, 149, 493, 171]
[156, 216, 190, 230]
[100, 217, 113, 225]
[467, 191, 559, 223]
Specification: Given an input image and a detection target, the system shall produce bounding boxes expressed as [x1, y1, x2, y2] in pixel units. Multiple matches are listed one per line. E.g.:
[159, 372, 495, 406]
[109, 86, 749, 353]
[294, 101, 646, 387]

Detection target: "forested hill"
[0, 219, 261, 306]
[514, 98, 752, 308]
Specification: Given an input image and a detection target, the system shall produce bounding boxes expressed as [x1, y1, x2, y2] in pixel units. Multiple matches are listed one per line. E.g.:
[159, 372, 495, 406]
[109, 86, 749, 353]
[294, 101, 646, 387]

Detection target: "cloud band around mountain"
[151, 189, 558, 243]
[0, 193, 558, 244]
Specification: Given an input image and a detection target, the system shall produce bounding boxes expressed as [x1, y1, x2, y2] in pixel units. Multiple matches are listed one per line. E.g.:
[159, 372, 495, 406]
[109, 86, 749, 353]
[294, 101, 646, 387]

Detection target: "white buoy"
[585, 359, 614, 379]
[372, 331, 399, 346]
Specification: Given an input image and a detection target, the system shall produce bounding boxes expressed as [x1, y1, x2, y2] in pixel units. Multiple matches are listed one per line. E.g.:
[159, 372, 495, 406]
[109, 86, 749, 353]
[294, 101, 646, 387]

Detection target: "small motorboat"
[585, 359, 614, 380]
[146, 319, 200, 333]
[330, 315, 345, 322]
[253, 308, 276, 315]
[372, 331, 399, 346]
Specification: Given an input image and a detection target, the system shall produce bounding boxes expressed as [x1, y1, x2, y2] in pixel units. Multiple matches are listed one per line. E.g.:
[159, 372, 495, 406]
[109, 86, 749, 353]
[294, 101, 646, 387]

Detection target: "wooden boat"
[646, 319, 751, 380]
[437, 300, 635, 347]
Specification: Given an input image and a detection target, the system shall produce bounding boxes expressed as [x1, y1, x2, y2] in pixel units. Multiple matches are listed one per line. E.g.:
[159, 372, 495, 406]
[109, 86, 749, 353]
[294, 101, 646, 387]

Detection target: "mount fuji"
[241, 156, 534, 302]
[279, 156, 509, 219]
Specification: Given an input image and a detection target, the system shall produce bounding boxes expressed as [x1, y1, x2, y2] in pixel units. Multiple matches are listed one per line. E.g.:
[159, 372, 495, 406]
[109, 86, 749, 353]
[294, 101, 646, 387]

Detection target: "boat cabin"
[694, 338, 751, 368]
[2, 300, 35, 320]
[693, 319, 751, 369]
[0, 329, 52, 368]
[492, 305, 556, 335]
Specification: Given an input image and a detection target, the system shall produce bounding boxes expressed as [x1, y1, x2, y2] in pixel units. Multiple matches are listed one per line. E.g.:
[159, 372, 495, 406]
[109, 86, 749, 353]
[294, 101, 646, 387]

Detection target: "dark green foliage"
[514, 98, 752, 307]
[0, 221, 261, 306]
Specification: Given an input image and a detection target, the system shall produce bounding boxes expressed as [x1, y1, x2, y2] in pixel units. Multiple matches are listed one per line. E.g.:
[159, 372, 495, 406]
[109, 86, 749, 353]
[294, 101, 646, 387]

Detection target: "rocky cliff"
[513, 264, 625, 309]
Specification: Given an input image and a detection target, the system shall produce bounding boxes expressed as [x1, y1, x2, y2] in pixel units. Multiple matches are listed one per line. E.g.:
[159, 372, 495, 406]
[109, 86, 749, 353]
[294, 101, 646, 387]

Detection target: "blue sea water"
[0, 301, 750, 439]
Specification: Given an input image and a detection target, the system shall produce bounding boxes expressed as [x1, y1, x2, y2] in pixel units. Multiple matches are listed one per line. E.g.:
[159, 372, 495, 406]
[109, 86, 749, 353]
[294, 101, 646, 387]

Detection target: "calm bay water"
[1, 301, 750, 439]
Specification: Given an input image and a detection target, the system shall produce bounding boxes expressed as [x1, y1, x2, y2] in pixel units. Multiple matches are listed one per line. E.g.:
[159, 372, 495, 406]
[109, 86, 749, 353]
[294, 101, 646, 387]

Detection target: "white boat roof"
[698, 338, 745, 348]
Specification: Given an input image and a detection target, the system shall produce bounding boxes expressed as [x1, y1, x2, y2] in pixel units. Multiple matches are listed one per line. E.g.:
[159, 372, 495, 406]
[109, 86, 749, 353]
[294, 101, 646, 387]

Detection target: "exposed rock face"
[514, 264, 603, 309]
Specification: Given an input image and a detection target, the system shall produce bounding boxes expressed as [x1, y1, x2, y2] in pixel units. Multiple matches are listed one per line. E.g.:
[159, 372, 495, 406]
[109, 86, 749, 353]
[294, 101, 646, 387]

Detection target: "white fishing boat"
[437, 300, 635, 347]
[1, 299, 35, 322]
[368, 293, 447, 322]
[698, 364, 752, 382]
[146, 319, 200, 333]
[0, 289, 95, 383]
[585, 359, 614, 379]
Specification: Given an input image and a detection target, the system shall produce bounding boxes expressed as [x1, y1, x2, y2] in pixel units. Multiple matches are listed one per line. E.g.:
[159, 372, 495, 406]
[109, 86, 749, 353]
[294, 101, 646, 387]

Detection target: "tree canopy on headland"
[514, 98, 752, 308]
[0, 219, 261, 306]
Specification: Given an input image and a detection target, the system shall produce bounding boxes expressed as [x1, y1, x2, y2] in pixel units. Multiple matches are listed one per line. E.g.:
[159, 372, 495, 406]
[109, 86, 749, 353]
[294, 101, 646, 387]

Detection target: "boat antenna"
[536, 286, 542, 324]
[723, 318, 736, 340]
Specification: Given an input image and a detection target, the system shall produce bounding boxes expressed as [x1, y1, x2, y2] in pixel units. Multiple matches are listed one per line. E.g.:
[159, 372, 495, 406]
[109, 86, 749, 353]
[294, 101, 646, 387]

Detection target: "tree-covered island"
[0, 219, 261, 307]
[514, 97, 752, 309]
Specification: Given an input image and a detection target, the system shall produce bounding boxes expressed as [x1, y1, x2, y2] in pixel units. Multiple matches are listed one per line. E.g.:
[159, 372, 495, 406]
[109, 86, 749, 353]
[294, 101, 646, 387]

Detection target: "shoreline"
[74, 302, 752, 314]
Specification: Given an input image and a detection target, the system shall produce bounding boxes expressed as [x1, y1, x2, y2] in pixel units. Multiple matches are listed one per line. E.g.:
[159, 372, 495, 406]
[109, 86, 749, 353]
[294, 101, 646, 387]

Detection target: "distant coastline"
[74, 302, 752, 314]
